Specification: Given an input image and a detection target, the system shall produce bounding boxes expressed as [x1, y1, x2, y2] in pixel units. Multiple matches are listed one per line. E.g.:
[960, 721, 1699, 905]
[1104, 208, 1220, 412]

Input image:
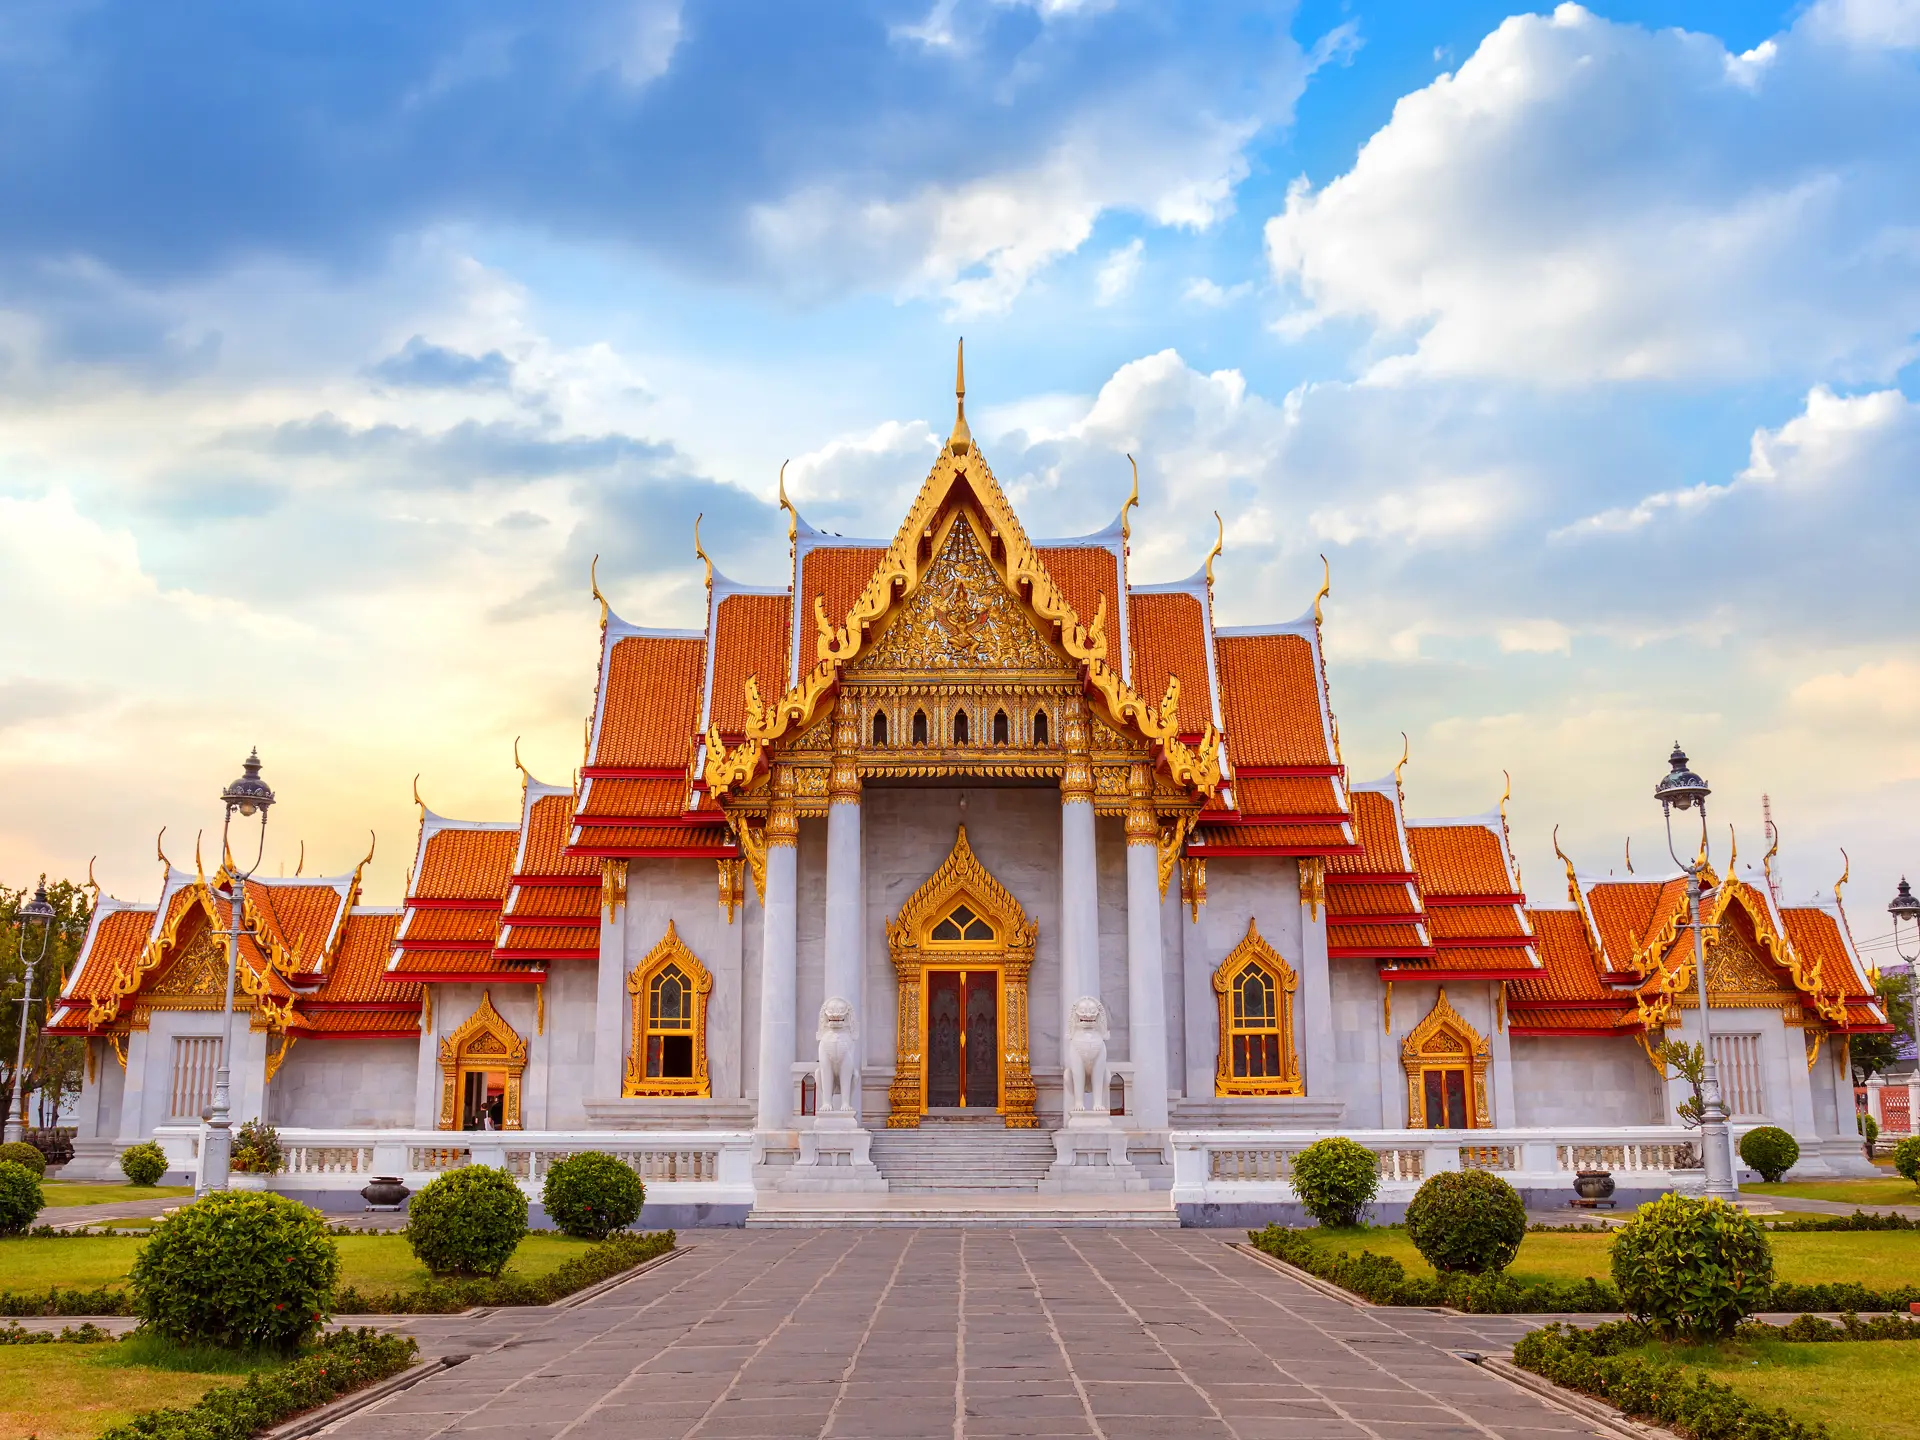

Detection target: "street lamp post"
[1654, 743, 1738, 1201]
[1889, 877, 1920, 1066]
[6, 876, 56, 1145]
[199, 749, 275, 1196]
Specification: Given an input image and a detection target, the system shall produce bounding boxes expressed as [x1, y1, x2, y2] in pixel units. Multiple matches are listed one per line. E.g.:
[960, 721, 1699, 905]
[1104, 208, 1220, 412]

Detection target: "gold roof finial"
[1393, 732, 1410, 798]
[1835, 847, 1850, 907]
[949, 338, 972, 455]
[359, 830, 376, 871]
[1552, 824, 1580, 903]
[1122, 455, 1139, 542]
[694, 513, 713, 591]
[1204, 511, 1224, 588]
[1313, 554, 1331, 628]
[514, 735, 532, 788]
[156, 827, 170, 869]
[412, 773, 427, 819]
[777, 460, 796, 545]
[589, 554, 608, 629]
[1727, 824, 1738, 873]
[194, 829, 208, 887]
[295, 840, 304, 877]
[1500, 771, 1512, 828]
[1625, 837, 1634, 875]
[84, 855, 100, 903]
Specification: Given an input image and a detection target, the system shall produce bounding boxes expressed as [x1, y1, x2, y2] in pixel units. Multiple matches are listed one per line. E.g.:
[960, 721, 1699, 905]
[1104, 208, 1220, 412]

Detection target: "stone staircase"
[866, 1111, 1057, 1194]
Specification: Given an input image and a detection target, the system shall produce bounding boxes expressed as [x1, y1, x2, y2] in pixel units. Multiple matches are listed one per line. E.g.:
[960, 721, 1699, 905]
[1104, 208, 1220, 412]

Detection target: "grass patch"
[1633, 1337, 1920, 1440]
[1746, 1177, 1920, 1207]
[40, 1184, 194, 1209]
[0, 1230, 607, 1298]
[1292, 1224, 1920, 1289]
[0, 1342, 266, 1440]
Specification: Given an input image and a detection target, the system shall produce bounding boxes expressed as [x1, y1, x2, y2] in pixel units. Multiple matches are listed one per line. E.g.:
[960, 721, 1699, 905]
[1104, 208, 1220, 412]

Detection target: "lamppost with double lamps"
[1654, 743, 1738, 1201]
[1889, 877, 1920, 1066]
[6, 876, 56, 1145]
[199, 749, 275, 1195]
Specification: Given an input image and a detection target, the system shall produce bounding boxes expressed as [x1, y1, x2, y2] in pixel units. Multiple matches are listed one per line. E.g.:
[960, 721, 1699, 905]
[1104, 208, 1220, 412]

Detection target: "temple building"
[45, 352, 1891, 1222]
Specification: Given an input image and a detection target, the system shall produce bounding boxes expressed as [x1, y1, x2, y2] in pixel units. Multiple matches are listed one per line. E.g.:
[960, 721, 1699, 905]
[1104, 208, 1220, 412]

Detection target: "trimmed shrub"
[541, 1151, 645, 1241]
[1404, 1169, 1526, 1275]
[0, 1161, 45, 1235]
[406, 1165, 527, 1278]
[1861, 1112, 1879, 1152]
[120, 1141, 168, 1186]
[230, 1118, 284, 1175]
[1610, 1193, 1773, 1340]
[1246, 1224, 1621, 1313]
[1289, 1138, 1379, 1229]
[0, 1142, 47, 1177]
[130, 1191, 339, 1351]
[1895, 1136, 1920, 1189]
[1738, 1126, 1799, 1183]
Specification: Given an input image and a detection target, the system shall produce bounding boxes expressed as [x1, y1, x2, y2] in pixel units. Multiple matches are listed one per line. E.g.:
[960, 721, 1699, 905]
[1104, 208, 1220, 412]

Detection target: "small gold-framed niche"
[625, 922, 713, 1098]
[1402, 988, 1491, 1129]
[1212, 919, 1303, 1096]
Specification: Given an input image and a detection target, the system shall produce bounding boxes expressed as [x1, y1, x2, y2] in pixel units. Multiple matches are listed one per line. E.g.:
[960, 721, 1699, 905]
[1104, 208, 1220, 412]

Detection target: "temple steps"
[866, 1114, 1058, 1194]
[746, 1193, 1179, 1228]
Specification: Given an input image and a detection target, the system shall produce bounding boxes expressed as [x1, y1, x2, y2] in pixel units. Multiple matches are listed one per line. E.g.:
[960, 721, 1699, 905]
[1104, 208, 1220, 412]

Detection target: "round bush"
[1405, 1169, 1526, 1275]
[541, 1152, 645, 1240]
[1610, 1193, 1773, 1340]
[120, 1141, 168, 1186]
[1861, 1113, 1880, 1152]
[1894, 1136, 1920, 1188]
[0, 1141, 47, 1177]
[407, 1165, 528, 1278]
[1737, 1126, 1799, 1184]
[129, 1191, 338, 1351]
[1289, 1137, 1380, 1229]
[0, 1160, 45, 1235]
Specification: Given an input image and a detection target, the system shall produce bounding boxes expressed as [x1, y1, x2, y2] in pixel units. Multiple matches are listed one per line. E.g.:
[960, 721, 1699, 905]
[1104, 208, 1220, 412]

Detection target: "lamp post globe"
[7, 875, 56, 1145]
[1653, 743, 1711, 817]
[201, 749, 275, 1195]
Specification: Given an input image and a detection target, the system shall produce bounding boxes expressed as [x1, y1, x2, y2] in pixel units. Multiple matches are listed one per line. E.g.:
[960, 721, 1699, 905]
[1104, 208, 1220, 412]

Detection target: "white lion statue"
[1063, 995, 1110, 1114]
[815, 997, 858, 1114]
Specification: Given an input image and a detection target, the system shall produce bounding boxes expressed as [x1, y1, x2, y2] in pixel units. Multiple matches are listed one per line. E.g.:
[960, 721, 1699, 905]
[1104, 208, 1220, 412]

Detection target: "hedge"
[95, 1328, 417, 1440]
[1247, 1224, 1621, 1314]
[1512, 1321, 1827, 1440]
[1741, 1311, 1920, 1342]
[333, 1230, 674, 1314]
[1763, 1210, 1917, 1232]
[0, 1321, 117, 1345]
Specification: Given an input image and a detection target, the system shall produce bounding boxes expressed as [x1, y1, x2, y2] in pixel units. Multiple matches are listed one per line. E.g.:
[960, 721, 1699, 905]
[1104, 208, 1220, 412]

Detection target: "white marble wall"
[1508, 1035, 1666, 1127]
[541, 963, 600, 1127]
[270, 1039, 418, 1128]
[621, 857, 739, 1105]
[1328, 959, 1387, 1128]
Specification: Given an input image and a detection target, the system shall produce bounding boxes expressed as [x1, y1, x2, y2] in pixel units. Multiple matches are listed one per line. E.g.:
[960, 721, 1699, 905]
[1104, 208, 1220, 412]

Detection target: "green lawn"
[0, 1336, 282, 1440]
[40, 1183, 195, 1209]
[1744, 1176, 1920, 1207]
[1633, 1337, 1920, 1440]
[1297, 1225, 1920, 1289]
[0, 1232, 605, 1296]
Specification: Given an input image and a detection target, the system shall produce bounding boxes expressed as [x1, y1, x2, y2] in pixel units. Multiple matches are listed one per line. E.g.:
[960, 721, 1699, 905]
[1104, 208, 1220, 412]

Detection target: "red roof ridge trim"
[1426, 893, 1527, 907]
[1232, 764, 1345, 779]
[580, 765, 690, 780]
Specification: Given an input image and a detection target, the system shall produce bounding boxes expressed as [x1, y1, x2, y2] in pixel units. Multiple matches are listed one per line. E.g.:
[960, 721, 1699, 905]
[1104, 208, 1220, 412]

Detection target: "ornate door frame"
[885, 825, 1038, 1128]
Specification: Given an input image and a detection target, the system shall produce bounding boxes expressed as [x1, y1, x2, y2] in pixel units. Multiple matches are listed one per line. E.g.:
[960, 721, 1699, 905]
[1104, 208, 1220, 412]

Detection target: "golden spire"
[1835, 847, 1851, 907]
[1204, 511, 1224, 588]
[949, 338, 972, 455]
[777, 460, 796, 545]
[694, 513, 713, 591]
[1313, 554, 1331, 628]
[514, 735, 532, 789]
[295, 840, 304, 877]
[589, 554, 609, 629]
[1121, 455, 1139, 542]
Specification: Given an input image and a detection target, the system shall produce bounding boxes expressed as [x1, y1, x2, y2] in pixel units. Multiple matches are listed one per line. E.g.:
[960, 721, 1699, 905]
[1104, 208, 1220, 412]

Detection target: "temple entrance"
[460, 1069, 506, 1130]
[925, 969, 1000, 1109]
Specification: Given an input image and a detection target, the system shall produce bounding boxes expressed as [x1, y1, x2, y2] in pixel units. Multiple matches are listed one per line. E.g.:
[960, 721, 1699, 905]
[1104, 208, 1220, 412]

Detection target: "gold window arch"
[437, 990, 528, 1131]
[1212, 919, 1302, 1095]
[1402, 988, 1492, 1129]
[625, 921, 713, 1097]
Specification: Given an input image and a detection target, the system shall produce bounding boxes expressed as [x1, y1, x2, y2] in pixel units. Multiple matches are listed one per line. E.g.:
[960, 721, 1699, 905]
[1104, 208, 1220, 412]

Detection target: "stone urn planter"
[361, 1176, 411, 1211]
[1573, 1170, 1616, 1205]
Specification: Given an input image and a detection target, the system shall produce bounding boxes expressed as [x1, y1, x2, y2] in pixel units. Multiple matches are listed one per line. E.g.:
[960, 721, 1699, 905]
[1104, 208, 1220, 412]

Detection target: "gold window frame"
[437, 990, 528, 1131]
[625, 921, 713, 1098]
[1212, 919, 1303, 1096]
[1401, 987, 1492, 1129]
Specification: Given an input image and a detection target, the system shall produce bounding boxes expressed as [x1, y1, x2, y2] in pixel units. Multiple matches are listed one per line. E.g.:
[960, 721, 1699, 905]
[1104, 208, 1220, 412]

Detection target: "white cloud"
[1095, 238, 1145, 305]
[1265, 4, 1920, 384]
[1805, 0, 1920, 49]
[1182, 276, 1254, 307]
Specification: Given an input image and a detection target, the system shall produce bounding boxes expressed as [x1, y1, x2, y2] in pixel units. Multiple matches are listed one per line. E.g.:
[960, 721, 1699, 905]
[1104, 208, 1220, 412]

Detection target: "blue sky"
[2, 0, 1916, 965]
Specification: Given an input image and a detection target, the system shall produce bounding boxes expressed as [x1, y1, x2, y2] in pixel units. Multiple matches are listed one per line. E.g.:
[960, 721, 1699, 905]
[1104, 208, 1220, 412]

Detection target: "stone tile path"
[331, 1230, 1596, 1440]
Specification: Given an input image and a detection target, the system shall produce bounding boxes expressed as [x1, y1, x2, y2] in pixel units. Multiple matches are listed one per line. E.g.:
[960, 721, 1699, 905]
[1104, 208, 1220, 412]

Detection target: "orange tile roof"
[1233, 775, 1346, 819]
[565, 824, 739, 856]
[709, 592, 794, 735]
[1189, 821, 1354, 854]
[507, 884, 599, 921]
[292, 1009, 425, 1037]
[499, 924, 599, 955]
[800, 547, 885, 638]
[1215, 632, 1330, 767]
[1778, 907, 1873, 1002]
[515, 794, 599, 880]
[1327, 922, 1431, 954]
[1429, 904, 1528, 941]
[1509, 910, 1616, 1005]
[1127, 592, 1214, 734]
[1036, 547, 1118, 639]
[1386, 946, 1538, 976]
[412, 827, 516, 902]
[1329, 790, 1412, 877]
[1843, 1002, 1895, 1031]
[1583, 879, 1684, 975]
[399, 908, 498, 945]
[66, 906, 153, 1002]
[245, 881, 348, 975]
[1327, 883, 1421, 918]
[593, 634, 706, 769]
[576, 777, 689, 819]
[308, 911, 418, 1006]
[386, 948, 543, 977]
[1506, 1006, 1643, 1034]
[1406, 824, 1517, 897]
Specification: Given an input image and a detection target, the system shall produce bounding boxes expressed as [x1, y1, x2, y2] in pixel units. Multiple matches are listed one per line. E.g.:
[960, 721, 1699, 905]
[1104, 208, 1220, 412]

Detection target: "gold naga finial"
[359, 830, 376, 871]
[1122, 455, 1139, 542]
[514, 735, 532, 788]
[412, 773, 427, 819]
[1727, 823, 1738, 874]
[1625, 836, 1634, 875]
[194, 829, 209, 888]
[1834, 847, 1851, 907]
[1552, 824, 1580, 903]
[589, 554, 608, 629]
[694, 513, 713, 591]
[84, 855, 100, 902]
[1393, 732, 1410, 798]
[777, 460, 796, 545]
[156, 826, 170, 869]
[1204, 511, 1224, 588]
[949, 338, 972, 455]
[294, 840, 304, 877]
[1313, 553, 1331, 628]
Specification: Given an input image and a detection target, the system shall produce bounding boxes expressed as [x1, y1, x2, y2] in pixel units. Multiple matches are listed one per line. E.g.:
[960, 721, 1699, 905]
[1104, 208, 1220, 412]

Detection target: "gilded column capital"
[1060, 706, 1093, 804]
[767, 764, 799, 848]
[601, 858, 628, 918]
[1179, 855, 1207, 921]
[1125, 762, 1157, 846]
[1298, 856, 1326, 920]
[830, 707, 862, 804]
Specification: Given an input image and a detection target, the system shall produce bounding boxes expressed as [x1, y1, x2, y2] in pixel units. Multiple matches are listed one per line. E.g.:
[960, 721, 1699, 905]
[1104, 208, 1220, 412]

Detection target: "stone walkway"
[329, 1230, 1590, 1440]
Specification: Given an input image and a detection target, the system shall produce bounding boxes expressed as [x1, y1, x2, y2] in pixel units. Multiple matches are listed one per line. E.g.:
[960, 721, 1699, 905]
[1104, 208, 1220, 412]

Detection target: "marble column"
[1059, 708, 1101, 1074]
[591, 860, 628, 1099]
[1295, 857, 1335, 1097]
[822, 709, 864, 1113]
[1180, 860, 1215, 1102]
[1124, 765, 1169, 1128]
[1488, 982, 1516, 1127]
[755, 766, 800, 1130]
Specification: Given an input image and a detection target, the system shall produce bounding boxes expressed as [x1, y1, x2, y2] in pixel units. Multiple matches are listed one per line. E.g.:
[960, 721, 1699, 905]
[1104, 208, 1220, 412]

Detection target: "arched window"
[871, 709, 888, 746]
[625, 922, 713, 1097]
[993, 709, 1009, 745]
[1032, 708, 1050, 745]
[1211, 920, 1302, 1095]
[953, 709, 970, 744]
[912, 709, 929, 745]
[929, 901, 996, 944]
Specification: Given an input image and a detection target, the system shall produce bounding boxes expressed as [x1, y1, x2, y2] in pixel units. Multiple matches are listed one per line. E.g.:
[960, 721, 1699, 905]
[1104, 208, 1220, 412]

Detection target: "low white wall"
[270, 1038, 418, 1128]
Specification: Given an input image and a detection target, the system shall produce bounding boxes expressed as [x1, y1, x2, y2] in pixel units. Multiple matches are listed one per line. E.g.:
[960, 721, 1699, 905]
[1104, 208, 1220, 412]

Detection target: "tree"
[1849, 970, 1917, 1084]
[0, 878, 93, 1129]
[1657, 1038, 1707, 1128]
